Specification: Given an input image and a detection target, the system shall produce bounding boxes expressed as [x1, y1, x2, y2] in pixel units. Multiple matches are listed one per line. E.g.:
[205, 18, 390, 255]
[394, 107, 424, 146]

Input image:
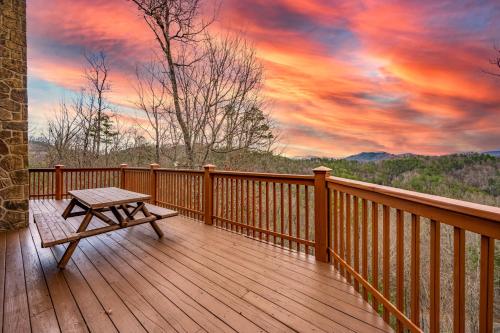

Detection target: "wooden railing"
[28, 164, 500, 332]
[327, 174, 500, 333]
[211, 170, 316, 253]
[29, 166, 122, 199]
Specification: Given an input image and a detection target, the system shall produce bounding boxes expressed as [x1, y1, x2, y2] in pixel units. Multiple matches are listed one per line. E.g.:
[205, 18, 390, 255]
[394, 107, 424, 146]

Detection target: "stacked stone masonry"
[0, 0, 28, 230]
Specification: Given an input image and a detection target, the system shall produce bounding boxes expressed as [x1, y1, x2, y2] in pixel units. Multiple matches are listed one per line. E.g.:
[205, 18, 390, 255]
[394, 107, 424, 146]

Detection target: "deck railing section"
[211, 170, 316, 254]
[122, 167, 151, 198]
[27, 164, 500, 332]
[29, 166, 121, 199]
[327, 175, 500, 333]
[155, 168, 204, 221]
[61, 167, 121, 199]
[29, 168, 56, 199]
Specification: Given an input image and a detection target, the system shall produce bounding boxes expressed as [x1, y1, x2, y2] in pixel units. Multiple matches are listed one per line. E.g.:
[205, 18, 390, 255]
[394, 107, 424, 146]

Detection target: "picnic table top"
[68, 187, 151, 209]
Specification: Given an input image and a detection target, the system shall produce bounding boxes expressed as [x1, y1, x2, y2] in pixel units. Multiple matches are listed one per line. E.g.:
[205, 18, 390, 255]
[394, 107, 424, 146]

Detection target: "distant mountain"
[482, 150, 500, 158]
[345, 151, 396, 162]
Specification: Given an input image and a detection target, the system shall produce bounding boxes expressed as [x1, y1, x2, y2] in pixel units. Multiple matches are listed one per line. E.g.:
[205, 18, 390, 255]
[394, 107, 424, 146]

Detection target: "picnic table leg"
[58, 210, 93, 269]
[142, 205, 164, 238]
[62, 198, 77, 218]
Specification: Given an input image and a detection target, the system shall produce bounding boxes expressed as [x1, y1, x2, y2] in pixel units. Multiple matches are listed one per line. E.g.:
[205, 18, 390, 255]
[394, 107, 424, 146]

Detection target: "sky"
[27, 0, 500, 157]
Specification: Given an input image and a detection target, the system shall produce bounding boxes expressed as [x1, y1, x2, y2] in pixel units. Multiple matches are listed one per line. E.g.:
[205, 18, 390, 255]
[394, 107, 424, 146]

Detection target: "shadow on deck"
[0, 199, 392, 332]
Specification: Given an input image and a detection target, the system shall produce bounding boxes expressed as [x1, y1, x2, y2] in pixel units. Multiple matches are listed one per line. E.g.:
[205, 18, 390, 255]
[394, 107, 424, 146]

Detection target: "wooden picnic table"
[34, 187, 177, 269]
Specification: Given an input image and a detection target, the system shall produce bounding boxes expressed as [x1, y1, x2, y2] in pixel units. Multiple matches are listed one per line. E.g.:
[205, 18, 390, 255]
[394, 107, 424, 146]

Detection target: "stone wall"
[0, 0, 29, 230]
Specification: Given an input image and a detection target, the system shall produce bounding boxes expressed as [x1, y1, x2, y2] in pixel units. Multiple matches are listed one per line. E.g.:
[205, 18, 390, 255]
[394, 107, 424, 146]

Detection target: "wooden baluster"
[288, 183, 292, 249]
[411, 214, 420, 328]
[479, 235, 494, 333]
[52, 171, 56, 198]
[42, 171, 45, 198]
[215, 177, 220, 226]
[333, 190, 339, 269]
[266, 182, 270, 242]
[241, 179, 245, 234]
[339, 192, 345, 275]
[353, 196, 360, 292]
[247, 180, 251, 236]
[230, 178, 234, 231]
[35, 171, 39, 198]
[273, 183, 277, 244]
[226, 177, 230, 229]
[346, 193, 351, 283]
[259, 181, 263, 239]
[224, 177, 228, 228]
[280, 182, 284, 247]
[383, 205, 390, 323]
[362, 198, 368, 301]
[396, 209, 404, 332]
[296, 184, 300, 252]
[372, 202, 379, 312]
[305, 187, 310, 254]
[430, 219, 440, 333]
[453, 226, 465, 333]
[252, 181, 256, 238]
[236, 179, 240, 233]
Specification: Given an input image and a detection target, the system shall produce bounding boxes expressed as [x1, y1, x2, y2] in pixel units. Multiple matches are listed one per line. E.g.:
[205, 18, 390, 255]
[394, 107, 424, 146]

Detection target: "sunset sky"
[27, 0, 500, 157]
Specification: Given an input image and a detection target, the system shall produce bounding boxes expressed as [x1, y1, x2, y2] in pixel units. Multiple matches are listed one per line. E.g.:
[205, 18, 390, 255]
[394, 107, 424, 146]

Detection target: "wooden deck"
[0, 199, 392, 333]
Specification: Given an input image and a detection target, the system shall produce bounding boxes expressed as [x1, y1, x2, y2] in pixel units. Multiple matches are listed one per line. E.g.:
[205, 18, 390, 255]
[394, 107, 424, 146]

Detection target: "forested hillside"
[213, 151, 500, 207]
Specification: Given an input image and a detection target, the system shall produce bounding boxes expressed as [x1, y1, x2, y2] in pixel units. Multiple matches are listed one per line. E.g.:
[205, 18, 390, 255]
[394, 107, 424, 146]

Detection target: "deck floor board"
[0, 200, 392, 333]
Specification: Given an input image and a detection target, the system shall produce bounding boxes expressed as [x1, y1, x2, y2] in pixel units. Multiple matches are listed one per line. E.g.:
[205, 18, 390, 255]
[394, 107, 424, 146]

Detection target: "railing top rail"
[212, 170, 314, 182]
[28, 168, 55, 172]
[29, 167, 121, 171]
[156, 168, 204, 174]
[328, 176, 500, 223]
[63, 167, 121, 171]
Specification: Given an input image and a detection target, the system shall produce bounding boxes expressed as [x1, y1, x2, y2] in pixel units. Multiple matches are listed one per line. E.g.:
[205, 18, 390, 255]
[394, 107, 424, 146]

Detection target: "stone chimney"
[0, 0, 29, 230]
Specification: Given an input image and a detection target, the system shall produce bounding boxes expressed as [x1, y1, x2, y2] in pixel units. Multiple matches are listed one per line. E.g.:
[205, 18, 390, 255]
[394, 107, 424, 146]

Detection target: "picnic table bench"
[33, 187, 177, 269]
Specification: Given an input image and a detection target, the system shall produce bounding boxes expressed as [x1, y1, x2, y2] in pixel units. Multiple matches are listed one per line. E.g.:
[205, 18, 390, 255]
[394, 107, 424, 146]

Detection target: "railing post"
[120, 163, 128, 189]
[150, 163, 160, 204]
[313, 166, 331, 263]
[203, 164, 215, 225]
[55, 164, 64, 200]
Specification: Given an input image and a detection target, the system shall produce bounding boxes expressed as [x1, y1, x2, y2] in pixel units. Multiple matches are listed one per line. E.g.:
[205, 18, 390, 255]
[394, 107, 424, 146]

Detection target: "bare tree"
[131, 0, 277, 167]
[84, 51, 111, 156]
[131, 0, 213, 167]
[134, 61, 171, 163]
[44, 99, 81, 163]
[174, 34, 276, 165]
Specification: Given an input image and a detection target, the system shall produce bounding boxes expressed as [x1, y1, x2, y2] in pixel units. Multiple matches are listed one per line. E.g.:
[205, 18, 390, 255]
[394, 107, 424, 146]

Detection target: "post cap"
[54, 164, 64, 168]
[313, 166, 332, 173]
[120, 163, 128, 168]
[150, 163, 160, 169]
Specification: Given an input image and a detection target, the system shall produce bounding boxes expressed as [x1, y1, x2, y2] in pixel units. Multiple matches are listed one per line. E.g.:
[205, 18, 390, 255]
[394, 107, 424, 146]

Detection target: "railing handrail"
[212, 170, 315, 183]
[156, 168, 204, 174]
[328, 176, 500, 223]
[28, 168, 55, 172]
[29, 167, 121, 171]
